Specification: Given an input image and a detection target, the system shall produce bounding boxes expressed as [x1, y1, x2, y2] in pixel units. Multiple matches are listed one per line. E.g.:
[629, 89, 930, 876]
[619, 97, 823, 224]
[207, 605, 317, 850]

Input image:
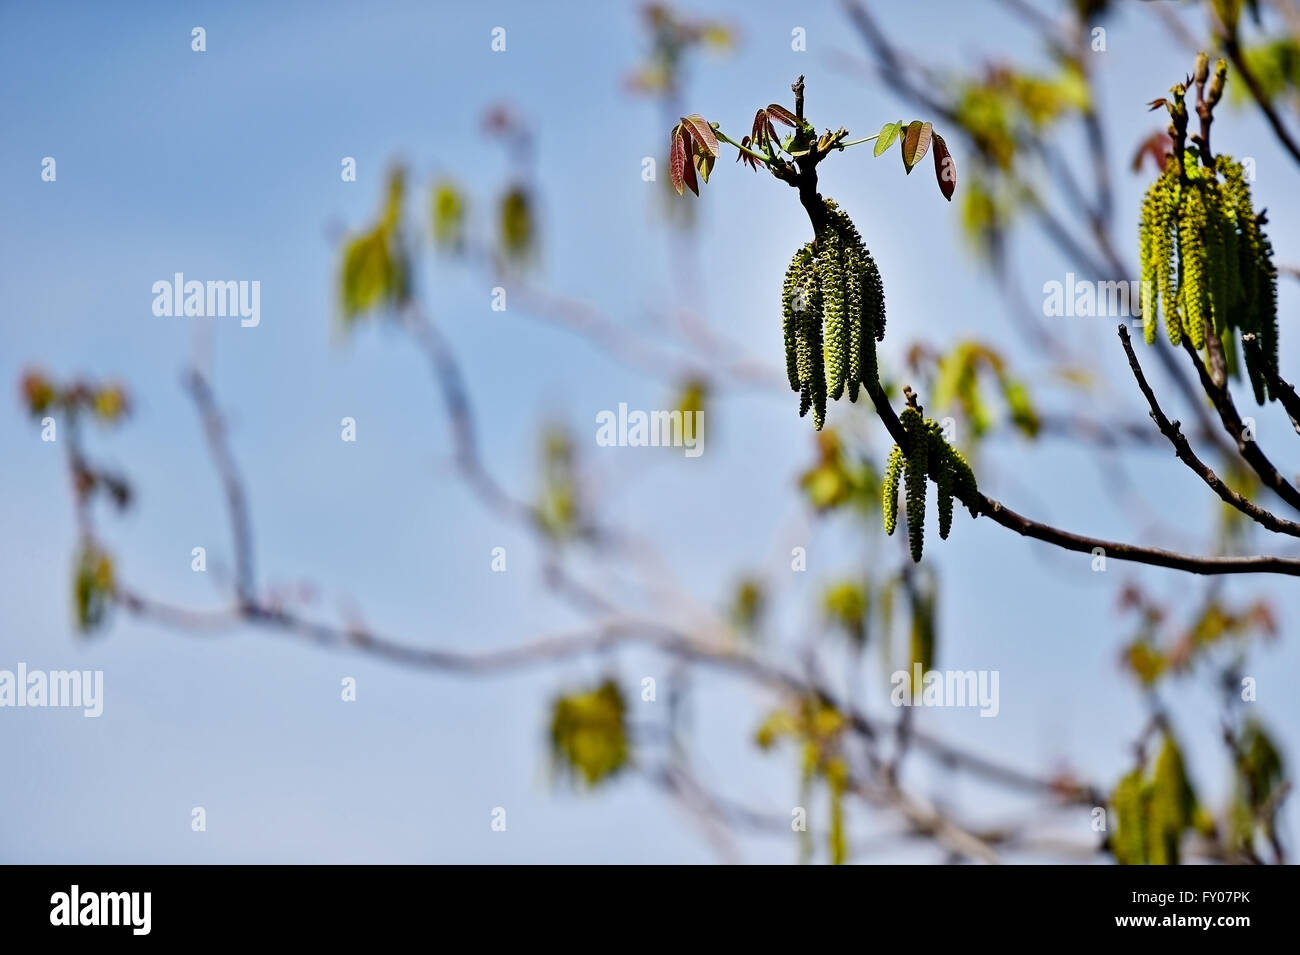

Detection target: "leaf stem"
[713, 128, 773, 165]
[838, 134, 881, 149]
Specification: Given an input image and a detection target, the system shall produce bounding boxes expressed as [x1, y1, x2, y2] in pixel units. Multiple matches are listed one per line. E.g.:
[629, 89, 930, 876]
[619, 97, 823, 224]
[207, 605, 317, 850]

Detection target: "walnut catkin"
[1137, 150, 1279, 403]
[880, 414, 979, 560]
[781, 197, 885, 430]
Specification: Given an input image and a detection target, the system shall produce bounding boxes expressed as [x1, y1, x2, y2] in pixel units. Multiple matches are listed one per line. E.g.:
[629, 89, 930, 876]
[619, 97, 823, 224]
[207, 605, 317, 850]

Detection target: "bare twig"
[1119, 326, 1300, 537]
[184, 369, 256, 606]
[1180, 337, 1300, 514]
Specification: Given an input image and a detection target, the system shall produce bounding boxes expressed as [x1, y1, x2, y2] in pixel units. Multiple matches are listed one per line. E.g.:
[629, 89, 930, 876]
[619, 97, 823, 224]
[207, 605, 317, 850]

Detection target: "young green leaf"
[693, 146, 716, 183]
[874, 120, 902, 157]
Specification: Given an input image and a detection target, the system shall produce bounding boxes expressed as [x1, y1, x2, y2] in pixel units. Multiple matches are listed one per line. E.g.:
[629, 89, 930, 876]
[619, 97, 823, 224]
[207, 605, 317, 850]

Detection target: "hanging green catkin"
[1221, 157, 1259, 322]
[863, 253, 886, 345]
[860, 257, 882, 388]
[900, 408, 928, 562]
[806, 274, 828, 429]
[820, 224, 847, 401]
[825, 197, 886, 346]
[1202, 181, 1229, 336]
[845, 246, 864, 403]
[1218, 197, 1240, 313]
[1177, 177, 1210, 350]
[782, 246, 810, 392]
[794, 247, 819, 418]
[928, 426, 955, 540]
[781, 197, 890, 427]
[1258, 228, 1279, 396]
[947, 442, 979, 515]
[1159, 180, 1183, 347]
[1138, 160, 1181, 347]
[882, 444, 904, 536]
[1139, 178, 1161, 345]
[1219, 155, 1279, 402]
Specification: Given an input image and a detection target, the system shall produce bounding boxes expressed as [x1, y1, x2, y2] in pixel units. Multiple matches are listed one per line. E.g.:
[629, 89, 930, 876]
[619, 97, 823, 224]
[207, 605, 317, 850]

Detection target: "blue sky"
[1, 0, 1297, 863]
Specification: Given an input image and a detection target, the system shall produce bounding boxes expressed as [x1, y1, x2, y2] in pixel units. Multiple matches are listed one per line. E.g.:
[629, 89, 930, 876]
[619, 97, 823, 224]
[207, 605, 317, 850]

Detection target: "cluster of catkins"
[1139, 151, 1278, 402]
[782, 197, 886, 429]
[881, 408, 978, 562]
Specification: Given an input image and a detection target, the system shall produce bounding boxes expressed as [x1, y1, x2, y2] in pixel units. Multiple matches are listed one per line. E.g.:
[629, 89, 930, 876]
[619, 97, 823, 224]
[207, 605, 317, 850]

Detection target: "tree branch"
[1180, 336, 1300, 514]
[1119, 325, 1300, 537]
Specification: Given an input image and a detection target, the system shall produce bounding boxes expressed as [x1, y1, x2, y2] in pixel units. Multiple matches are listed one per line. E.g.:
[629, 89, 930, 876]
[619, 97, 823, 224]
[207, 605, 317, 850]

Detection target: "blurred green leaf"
[73, 542, 114, 633]
[550, 680, 629, 787]
[431, 179, 467, 252]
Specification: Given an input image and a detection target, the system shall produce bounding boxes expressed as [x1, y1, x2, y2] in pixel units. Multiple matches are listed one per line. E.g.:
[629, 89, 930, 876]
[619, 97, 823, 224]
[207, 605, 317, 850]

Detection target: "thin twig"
[1119, 325, 1300, 537]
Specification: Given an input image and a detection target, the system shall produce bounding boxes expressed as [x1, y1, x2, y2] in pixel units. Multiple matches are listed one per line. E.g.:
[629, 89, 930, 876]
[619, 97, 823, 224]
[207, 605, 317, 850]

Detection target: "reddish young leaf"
[737, 135, 760, 170]
[1131, 130, 1174, 172]
[931, 132, 956, 200]
[766, 103, 798, 127]
[901, 120, 933, 173]
[670, 125, 688, 195]
[681, 143, 700, 195]
[681, 114, 719, 158]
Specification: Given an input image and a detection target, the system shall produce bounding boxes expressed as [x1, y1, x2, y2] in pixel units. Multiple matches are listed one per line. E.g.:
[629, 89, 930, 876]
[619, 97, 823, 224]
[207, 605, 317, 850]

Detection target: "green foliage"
[874, 120, 901, 156]
[729, 576, 766, 635]
[21, 370, 130, 425]
[1118, 584, 1276, 686]
[907, 571, 937, 685]
[549, 680, 629, 787]
[627, 4, 733, 98]
[1239, 721, 1284, 802]
[1231, 38, 1300, 109]
[1110, 768, 1148, 865]
[339, 169, 409, 324]
[931, 341, 1039, 439]
[755, 697, 850, 864]
[798, 429, 878, 514]
[536, 427, 580, 539]
[499, 185, 537, 266]
[823, 580, 868, 646]
[953, 63, 1089, 172]
[73, 542, 115, 633]
[1110, 734, 1199, 865]
[1230, 720, 1285, 853]
[431, 179, 467, 252]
